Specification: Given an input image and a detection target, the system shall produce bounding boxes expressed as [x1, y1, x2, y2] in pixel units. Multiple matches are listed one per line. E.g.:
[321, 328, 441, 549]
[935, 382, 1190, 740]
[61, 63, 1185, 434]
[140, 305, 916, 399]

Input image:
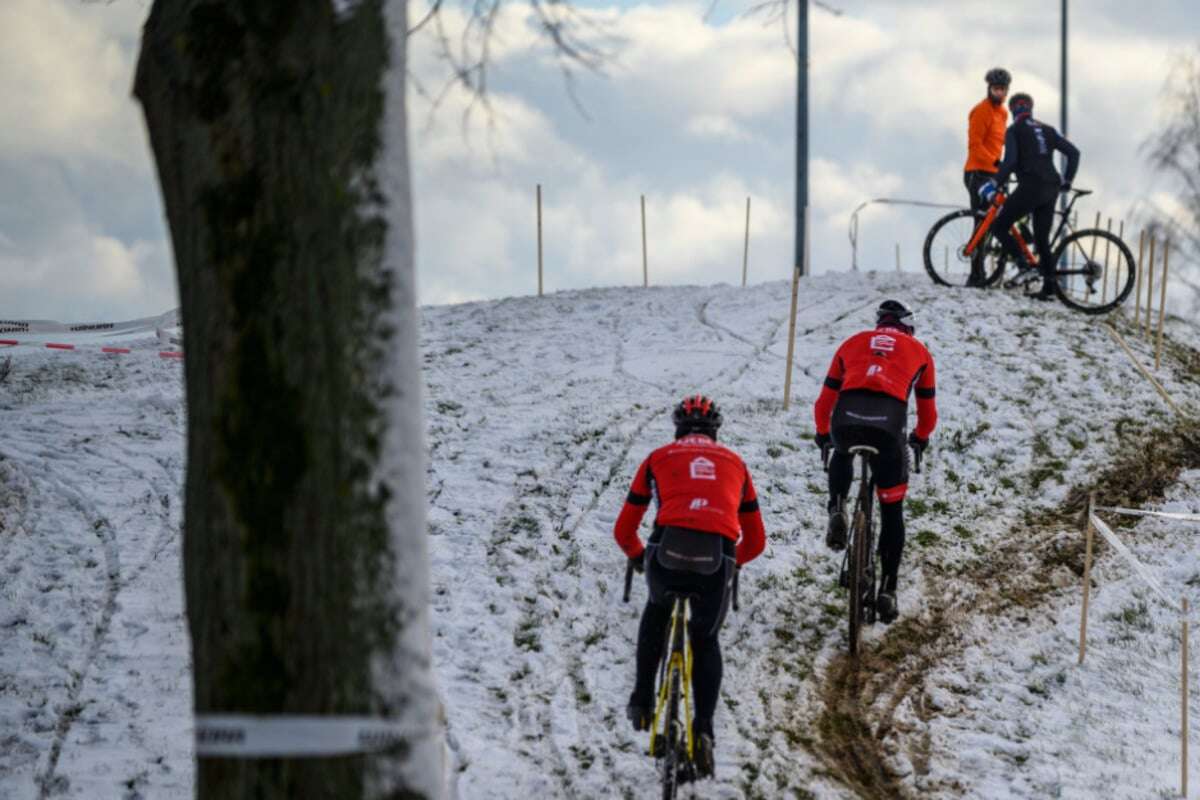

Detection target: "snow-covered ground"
[1, 272, 1199, 799]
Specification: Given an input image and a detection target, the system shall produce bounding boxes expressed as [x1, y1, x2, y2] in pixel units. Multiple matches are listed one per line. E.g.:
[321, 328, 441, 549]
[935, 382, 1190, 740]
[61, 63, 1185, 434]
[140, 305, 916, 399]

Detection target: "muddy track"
[811, 413, 1200, 799]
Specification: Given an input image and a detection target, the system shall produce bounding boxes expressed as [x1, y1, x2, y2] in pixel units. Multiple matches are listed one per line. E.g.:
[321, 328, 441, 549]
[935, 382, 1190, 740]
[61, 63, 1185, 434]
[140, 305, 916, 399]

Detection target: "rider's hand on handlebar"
[907, 432, 928, 456]
[629, 551, 645, 574]
[814, 432, 831, 452]
[978, 179, 999, 205]
[1059, 181, 1072, 194]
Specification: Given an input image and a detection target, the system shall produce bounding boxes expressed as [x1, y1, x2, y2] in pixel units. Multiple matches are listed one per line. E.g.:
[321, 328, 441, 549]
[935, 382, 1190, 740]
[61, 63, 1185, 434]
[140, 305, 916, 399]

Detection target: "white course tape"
[1095, 506, 1200, 523]
[195, 714, 434, 758]
[1090, 513, 1182, 614]
[0, 308, 179, 336]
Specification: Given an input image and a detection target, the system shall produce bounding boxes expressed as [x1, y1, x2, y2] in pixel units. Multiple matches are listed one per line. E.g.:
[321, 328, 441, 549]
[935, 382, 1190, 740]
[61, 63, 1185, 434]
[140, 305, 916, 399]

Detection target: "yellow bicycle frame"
[647, 597, 695, 761]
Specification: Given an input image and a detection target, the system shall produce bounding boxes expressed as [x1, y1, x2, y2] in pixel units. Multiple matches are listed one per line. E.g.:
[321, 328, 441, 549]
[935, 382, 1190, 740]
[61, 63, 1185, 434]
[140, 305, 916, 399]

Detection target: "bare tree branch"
[1143, 52, 1200, 312]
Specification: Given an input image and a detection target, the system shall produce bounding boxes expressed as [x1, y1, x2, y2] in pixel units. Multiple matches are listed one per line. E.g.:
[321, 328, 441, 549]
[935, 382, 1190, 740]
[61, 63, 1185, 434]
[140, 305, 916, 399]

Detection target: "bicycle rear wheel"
[923, 209, 1007, 288]
[1052, 229, 1136, 314]
[847, 508, 868, 655]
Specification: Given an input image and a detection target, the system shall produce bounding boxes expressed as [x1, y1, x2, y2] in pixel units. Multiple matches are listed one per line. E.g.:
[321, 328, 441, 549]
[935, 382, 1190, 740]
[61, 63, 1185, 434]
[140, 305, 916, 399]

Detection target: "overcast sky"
[1, 0, 1197, 320]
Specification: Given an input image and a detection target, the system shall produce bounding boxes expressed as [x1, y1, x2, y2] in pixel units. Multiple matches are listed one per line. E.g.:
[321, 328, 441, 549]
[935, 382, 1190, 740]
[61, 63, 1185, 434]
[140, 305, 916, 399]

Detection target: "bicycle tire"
[923, 209, 1006, 288]
[1051, 229, 1137, 314]
[848, 508, 867, 655]
[660, 603, 685, 800]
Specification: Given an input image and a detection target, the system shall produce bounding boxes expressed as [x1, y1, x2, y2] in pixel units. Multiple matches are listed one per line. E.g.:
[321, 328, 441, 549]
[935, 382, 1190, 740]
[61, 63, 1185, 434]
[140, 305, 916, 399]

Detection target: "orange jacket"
[964, 97, 1008, 173]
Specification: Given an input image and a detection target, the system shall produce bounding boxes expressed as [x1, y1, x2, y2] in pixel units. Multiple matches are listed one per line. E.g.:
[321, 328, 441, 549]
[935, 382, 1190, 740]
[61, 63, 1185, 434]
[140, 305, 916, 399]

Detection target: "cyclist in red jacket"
[614, 395, 766, 779]
[813, 300, 937, 623]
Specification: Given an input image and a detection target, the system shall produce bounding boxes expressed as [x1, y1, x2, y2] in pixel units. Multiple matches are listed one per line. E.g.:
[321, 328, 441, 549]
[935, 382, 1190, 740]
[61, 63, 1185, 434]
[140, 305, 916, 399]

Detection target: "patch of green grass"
[915, 529, 940, 547]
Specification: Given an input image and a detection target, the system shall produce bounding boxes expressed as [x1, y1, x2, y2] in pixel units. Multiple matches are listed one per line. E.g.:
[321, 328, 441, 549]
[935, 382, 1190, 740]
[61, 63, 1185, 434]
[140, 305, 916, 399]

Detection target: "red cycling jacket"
[813, 325, 938, 439]
[613, 433, 766, 566]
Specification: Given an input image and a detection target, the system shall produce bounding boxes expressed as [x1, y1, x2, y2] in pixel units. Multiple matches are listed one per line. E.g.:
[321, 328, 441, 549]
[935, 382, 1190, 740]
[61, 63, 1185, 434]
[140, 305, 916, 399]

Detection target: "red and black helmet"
[673, 394, 723, 435]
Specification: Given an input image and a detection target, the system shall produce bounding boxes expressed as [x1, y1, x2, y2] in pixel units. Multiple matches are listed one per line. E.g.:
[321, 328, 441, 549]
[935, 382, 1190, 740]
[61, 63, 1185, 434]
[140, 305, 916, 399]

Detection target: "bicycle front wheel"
[923, 209, 1007, 288]
[1052, 229, 1136, 314]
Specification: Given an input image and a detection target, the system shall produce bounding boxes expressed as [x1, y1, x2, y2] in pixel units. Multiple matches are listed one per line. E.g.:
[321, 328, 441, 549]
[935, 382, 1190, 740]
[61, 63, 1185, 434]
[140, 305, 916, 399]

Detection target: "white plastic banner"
[0, 308, 179, 336]
[1090, 513, 1182, 614]
[1095, 506, 1200, 523]
[195, 714, 434, 758]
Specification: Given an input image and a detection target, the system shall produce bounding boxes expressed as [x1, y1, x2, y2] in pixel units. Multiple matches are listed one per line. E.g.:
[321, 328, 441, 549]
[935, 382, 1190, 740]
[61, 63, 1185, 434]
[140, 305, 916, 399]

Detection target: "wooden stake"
[1135, 230, 1145, 327]
[1101, 218, 1113, 304]
[1087, 213, 1102, 301]
[943, 245, 948, 274]
[1079, 492, 1096, 665]
[895, 243, 901, 273]
[1105, 323, 1184, 416]
[640, 194, 648, 288]
[1157, 239, 1171, 370]
[782, 206, 809, 411]
[1115, 220, 1124, 303]
[1184, 596, 1190, 799]
[536, 184, 544, 297]
[1146, 235, 1157, 340]
[742, 197, 751, 288]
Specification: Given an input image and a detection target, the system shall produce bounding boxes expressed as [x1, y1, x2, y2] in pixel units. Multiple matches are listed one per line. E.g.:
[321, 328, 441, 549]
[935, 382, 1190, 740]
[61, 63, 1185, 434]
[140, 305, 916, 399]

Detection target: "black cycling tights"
[828, 459, 906, 592]
[634, 602, 722, 737]
[992, 183, 1058, 284]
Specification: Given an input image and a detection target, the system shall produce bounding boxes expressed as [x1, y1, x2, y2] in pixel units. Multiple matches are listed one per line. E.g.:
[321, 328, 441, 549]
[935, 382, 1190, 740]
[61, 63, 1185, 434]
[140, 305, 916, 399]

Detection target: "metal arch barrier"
[848, 198, 963, 271]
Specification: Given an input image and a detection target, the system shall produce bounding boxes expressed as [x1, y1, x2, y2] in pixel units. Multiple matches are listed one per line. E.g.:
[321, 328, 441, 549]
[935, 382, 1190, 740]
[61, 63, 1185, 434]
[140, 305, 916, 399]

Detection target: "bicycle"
[622, 561, 738, 798]
[823, 441, 922, 655]
[923, 187, 1136, 314]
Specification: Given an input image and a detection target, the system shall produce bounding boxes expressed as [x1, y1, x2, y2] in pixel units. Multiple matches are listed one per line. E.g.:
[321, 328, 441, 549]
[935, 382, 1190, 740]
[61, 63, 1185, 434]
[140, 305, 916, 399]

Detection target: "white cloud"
[0, 226, 175, 320]
[0, 0, 150, 170]
[685, 114, 754, 142]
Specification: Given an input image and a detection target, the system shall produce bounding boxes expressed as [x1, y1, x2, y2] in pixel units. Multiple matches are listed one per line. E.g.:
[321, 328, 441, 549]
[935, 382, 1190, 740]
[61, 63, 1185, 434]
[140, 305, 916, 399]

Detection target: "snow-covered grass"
[1, 271, 1198, 798]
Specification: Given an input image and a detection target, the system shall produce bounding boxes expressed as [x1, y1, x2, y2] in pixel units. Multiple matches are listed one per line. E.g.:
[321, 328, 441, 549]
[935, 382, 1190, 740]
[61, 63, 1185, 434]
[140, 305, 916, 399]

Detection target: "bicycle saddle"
[847, 445, 880, 456]
[1071, 188, 1093, 197]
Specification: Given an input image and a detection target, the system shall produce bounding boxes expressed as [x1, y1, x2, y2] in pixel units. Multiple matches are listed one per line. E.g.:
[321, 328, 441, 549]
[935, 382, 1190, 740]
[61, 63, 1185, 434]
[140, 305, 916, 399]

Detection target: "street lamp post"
[795, 0, 808, 276]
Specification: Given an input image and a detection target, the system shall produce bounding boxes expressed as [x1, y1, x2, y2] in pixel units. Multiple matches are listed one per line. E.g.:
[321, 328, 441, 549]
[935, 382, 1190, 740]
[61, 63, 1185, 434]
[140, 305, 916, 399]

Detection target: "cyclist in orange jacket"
[813, 301, 937, 624]
[614, 395, 766, 779]
[963, 67, 1011, 286]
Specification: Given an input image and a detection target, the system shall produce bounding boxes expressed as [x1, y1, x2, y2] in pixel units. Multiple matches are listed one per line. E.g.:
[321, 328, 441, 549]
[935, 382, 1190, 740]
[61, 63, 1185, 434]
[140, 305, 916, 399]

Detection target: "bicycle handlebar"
[623, 560, 634, 603]
[912, 443, 923, 474]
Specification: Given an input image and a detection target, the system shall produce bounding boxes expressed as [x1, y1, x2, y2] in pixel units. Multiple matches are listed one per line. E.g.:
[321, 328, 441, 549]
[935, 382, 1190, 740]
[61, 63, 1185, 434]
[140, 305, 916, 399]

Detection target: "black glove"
[907, 432, 928, 455]
[1060, 181, 1072, 194]
[814, 432, 831, 452]
[630, 551, 645, 574]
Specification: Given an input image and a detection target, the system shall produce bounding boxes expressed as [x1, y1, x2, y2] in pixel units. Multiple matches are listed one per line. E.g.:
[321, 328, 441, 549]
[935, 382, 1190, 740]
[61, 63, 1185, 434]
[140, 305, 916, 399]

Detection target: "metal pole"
[795, 0, 808, 277]
[1058, 0, 1069, 218]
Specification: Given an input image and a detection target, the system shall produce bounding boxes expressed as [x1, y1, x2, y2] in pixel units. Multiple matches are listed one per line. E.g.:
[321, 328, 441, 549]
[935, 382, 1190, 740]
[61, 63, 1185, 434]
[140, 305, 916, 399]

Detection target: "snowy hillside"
[2, 272, 1200, 799]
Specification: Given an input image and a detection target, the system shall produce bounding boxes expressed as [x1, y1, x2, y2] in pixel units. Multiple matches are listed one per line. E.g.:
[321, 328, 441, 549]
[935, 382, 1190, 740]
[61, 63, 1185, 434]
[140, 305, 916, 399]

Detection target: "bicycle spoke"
[1052, 229, 1137, 314]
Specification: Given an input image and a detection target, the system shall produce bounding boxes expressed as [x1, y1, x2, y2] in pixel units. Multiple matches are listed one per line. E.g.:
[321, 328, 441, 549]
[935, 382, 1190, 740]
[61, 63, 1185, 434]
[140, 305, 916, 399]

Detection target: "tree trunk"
[133, 1, 441, 797]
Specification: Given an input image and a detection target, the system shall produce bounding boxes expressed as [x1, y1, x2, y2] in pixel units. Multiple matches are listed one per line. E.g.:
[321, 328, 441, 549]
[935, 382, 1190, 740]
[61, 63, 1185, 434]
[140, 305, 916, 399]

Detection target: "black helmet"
[1008, 92, 1033, 116]
[985, 67, 1012, 87]
[673, 394, 722, 438]
[876, 299, 914, 334]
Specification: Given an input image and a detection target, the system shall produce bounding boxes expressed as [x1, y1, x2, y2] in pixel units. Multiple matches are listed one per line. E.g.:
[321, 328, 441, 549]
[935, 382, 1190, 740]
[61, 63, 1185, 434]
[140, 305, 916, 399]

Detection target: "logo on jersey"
[869, 334, 896, 353]
[689, 498, 709, 511]
[866, 364, 883, 377]
[689, 456, 717, 481]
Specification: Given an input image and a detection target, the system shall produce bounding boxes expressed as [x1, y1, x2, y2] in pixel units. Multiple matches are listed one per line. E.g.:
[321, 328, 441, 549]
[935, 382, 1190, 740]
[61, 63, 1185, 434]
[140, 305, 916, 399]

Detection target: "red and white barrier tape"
[0, 339, 182, 359]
